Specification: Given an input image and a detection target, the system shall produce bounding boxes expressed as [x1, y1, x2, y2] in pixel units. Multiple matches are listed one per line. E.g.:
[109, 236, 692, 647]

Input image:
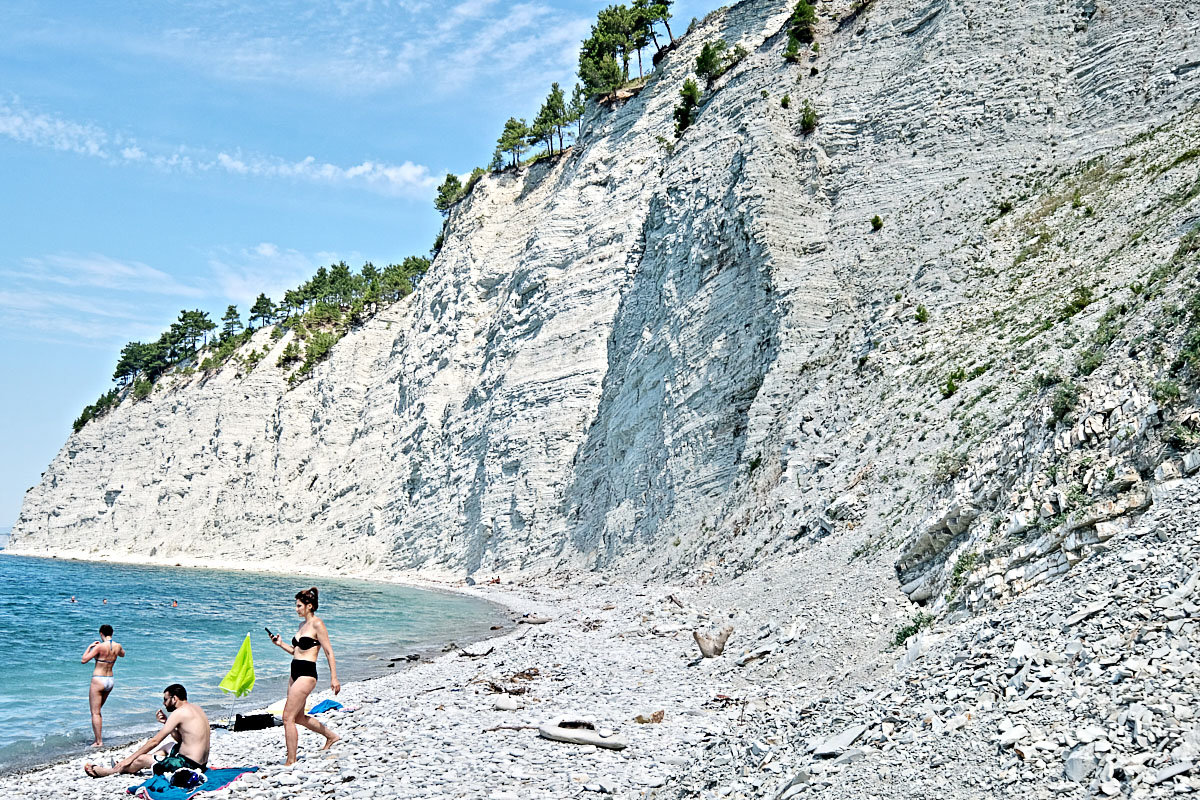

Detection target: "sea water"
[0, 554, 505, 771]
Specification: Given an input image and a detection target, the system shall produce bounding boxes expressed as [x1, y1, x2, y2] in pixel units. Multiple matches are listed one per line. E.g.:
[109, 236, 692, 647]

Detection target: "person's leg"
[282, 677, 314, 765]
[85, 753, 154, 778]
[295, 705, 341, 749]
[88, 680, 108, 746]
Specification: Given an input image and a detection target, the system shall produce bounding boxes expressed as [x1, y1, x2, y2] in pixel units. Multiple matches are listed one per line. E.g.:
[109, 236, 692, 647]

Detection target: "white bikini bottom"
[92, 676, 115, 691]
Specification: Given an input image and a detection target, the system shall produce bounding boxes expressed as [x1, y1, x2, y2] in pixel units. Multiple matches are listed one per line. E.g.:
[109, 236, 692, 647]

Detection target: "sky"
[0, 0, 716, 528]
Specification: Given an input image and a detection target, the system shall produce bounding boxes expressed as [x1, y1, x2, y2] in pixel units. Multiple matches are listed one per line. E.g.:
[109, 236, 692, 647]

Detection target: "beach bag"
[232, 713, 276, 731]
[169, 769, 206, 790]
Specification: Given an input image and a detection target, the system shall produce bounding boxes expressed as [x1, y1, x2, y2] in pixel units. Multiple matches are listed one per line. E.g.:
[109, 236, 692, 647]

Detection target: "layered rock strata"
[8, 0, 1200, 600]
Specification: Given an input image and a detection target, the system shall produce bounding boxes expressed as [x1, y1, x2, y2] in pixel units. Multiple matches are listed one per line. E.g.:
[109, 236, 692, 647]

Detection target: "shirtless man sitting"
[84, 684, 210, 778]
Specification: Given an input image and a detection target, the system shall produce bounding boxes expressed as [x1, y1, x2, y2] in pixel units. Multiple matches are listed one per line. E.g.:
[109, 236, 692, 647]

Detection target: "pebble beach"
[0, 527, 904, 800]
[7, 480, 1200, 800]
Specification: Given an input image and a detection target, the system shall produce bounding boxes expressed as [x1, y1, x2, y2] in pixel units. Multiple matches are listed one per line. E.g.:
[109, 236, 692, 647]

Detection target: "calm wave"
[0, 554, 504, 771]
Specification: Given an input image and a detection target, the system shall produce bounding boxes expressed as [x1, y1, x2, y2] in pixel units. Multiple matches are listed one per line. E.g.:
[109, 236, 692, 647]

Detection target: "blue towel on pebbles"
[309, 699, 343, 715]
[126, 767, 258, 799]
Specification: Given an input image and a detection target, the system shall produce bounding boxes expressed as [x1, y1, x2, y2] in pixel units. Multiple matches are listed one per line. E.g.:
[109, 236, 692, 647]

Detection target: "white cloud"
[207, 243, 332, 306]
[216, 152, 249, 174]
[13, 253, 203, 297]
[0, 241, 368, 347]
[0, 99, 111, 158]
[0, 98, 437, 197]
[0, 279, 175, 345]
[79, 0, 590, 101]
[215, 152, 438, 196]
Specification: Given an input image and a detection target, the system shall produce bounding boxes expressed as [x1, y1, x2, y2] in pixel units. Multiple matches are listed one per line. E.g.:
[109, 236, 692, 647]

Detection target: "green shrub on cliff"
[892, 612, 934, 647]
[1050, 382, 1080, 424]
[276, 341, 302, 369]
[783, 0, 817, 62]
[673, 78, 701, 137]
[72, 389, 120, 433]
[434, 174, 463, 214]
[800, 99, 818, 134]
[696, 39, 727, 82]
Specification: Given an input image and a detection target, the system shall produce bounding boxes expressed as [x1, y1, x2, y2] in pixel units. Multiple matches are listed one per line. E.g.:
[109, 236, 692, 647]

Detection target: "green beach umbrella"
[219, 633, 256, 697]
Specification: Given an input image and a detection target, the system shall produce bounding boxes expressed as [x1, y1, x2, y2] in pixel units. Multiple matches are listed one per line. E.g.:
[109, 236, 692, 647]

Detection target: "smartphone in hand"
[264, 627, 274, 640]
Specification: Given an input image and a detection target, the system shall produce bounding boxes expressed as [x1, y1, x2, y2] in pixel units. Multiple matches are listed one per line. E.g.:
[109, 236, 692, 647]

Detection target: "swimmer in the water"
[81, 624, 125, 746]
[172, 599, 178, 608]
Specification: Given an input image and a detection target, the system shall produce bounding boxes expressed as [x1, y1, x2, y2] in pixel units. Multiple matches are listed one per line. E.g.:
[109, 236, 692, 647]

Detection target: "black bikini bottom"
[290, 659, 318, 681]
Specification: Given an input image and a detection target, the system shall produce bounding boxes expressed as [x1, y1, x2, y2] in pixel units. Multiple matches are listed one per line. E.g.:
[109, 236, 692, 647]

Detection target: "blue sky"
[0, 0, 715, 527]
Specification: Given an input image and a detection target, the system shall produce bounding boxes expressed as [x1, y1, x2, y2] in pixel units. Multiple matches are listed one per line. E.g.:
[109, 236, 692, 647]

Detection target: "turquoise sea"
[0, 554, 505, 771]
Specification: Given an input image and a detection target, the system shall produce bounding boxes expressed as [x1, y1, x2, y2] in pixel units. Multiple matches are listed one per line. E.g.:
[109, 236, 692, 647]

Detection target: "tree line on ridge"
[74, 3, 686, 434]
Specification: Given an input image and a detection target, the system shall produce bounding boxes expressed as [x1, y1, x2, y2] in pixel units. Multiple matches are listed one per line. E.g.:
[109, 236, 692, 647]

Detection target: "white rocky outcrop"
[8, 0, 1200, 592]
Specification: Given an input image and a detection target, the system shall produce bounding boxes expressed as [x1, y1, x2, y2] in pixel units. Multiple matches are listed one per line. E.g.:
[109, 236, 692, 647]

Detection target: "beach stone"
[999, 726, 1029, 747]
[813, 725, 868, 757]
[1148, 762, 1194, 784]
[493, 695, 522, 711]
[1063, 744, 1097, 782]
[1066, 602, 1108, 626]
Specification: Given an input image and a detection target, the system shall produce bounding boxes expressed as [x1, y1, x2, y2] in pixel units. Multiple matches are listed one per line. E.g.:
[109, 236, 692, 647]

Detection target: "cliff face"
[10, 0, 1200, 590]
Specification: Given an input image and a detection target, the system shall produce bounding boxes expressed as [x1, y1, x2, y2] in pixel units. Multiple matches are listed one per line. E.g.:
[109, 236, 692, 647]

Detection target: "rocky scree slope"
[8, 0, 1200, 605]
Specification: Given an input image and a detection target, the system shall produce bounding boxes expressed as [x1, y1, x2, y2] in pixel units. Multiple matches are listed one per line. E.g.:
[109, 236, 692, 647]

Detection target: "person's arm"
[114, 714, 180, 771]
[81, 642, 98, 664]
[271, 633, 295, 655]
[154, 710, 181, 744]
[316, 621, 339, 694]
[118, 644, 126, 658]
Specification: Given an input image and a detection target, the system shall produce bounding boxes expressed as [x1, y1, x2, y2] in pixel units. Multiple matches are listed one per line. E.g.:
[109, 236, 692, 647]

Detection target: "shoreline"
[0, 602, 535, 780]
[0, 610, 528, 780]
[0, 528, 912, 800]
[0, 546, 473, 589]
[0, 550, 531, 780]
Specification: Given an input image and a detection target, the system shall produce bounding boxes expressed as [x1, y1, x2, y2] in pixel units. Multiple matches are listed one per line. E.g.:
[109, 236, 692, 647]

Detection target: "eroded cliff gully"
[11, 0, 1200, 615]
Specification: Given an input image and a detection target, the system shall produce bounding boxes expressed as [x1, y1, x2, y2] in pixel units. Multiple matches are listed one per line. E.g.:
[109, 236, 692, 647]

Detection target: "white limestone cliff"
[9, 0, 1200, 591]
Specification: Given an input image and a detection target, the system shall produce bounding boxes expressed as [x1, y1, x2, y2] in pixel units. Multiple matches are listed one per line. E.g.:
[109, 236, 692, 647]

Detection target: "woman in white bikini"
[81, 624, 124, 746]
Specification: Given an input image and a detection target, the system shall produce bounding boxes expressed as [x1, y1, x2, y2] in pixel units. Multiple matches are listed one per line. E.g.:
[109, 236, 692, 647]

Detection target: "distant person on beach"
[84, 684, 209, 778]
[80, 624, 124, 746]
[270, 586, 341, 764]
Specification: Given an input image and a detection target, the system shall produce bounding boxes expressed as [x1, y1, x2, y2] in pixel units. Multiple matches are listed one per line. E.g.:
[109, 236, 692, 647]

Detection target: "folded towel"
[309, 699, 343, 715]
[126, 767, 258, 799]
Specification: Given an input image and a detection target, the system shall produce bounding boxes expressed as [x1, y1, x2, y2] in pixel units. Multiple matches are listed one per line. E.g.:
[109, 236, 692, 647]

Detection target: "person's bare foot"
[322, 733, 342, 750]
[84, 763, 100, 778]
[90, 740, 103, 747]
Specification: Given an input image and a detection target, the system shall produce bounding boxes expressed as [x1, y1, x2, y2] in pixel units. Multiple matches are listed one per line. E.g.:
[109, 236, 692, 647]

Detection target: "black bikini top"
[292, 635, 319, 651]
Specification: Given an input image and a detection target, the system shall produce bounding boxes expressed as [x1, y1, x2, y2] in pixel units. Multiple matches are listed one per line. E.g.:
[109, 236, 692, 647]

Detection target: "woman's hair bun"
[295, 586, 320, 611]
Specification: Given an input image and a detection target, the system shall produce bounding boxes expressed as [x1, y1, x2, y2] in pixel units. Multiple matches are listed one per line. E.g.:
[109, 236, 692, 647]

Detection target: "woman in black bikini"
[81, 624, 124, 746]
[270, 587, 340, 764]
